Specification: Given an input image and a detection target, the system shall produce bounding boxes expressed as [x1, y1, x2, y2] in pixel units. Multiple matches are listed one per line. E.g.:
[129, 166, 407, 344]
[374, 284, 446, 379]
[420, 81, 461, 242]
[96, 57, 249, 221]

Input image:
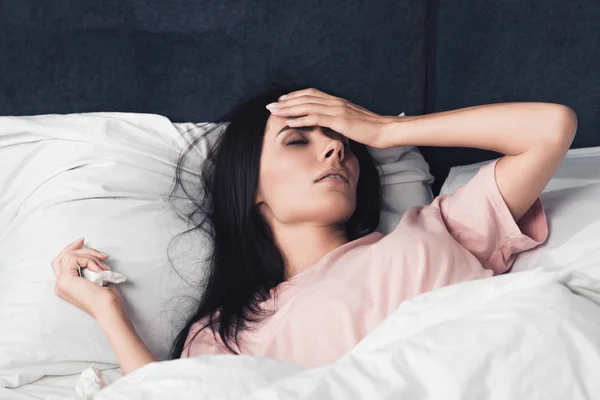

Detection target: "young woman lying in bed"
[50, 86, 577, 375]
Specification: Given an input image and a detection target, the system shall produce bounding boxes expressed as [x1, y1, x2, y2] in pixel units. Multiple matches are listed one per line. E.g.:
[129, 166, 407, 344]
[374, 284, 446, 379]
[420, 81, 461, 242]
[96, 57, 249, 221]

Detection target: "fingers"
[268, 103, 342, 119]
[274, 95, 341, 109]
[56, 237, 85, 263]
[285, 114, 336, 130]
[52, 238, 110, 274]
[278, 87, 337, 101]
[75, 255, 110, 272]
[52, 254, 110, 278]
[56, 239, 109, 262]
[267, 93, 343, 115]
[61, 254, 108, 279]
[69, 248, 110, 263]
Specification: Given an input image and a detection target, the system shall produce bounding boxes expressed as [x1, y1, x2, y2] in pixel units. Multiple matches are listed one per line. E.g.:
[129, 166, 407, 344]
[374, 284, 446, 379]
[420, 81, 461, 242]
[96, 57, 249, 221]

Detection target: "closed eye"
[287, 140, 308, 146]
[288, 140, 350, 149]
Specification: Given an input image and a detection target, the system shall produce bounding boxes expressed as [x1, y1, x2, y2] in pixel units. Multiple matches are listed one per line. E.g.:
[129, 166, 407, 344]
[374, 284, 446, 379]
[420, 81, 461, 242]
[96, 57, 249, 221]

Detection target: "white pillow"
[439, 147, 600, 278]
[0, 112, 210, 388]
[0, 111, 434, 388]
[367, 112, 434, 234]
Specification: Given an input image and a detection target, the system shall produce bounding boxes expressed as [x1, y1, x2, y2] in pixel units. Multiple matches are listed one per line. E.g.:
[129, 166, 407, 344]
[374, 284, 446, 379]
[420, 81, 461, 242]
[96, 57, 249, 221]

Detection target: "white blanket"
[70, 265, 600, 400]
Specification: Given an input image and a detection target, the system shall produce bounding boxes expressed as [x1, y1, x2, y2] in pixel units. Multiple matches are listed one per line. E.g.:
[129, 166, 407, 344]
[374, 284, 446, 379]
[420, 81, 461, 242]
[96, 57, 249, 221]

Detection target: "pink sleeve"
[432, 158, 548, 274]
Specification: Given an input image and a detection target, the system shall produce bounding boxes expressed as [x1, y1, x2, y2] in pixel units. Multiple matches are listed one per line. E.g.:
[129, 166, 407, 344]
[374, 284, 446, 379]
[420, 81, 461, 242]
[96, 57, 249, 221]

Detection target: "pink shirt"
[181, 159, 548, 368]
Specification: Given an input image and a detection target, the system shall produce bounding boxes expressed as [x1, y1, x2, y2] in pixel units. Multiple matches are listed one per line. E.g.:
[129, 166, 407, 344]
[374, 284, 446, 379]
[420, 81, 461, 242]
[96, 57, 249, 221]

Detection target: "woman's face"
[255, 114, 360, 227]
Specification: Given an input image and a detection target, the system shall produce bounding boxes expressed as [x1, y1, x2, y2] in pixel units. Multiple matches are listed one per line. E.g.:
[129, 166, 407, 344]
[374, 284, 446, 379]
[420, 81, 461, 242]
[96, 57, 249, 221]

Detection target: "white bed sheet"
[440, 146, 600, 275]
[1, 369, 122, 400]
[64, 267, 600, 399]
[440, 146, 600, 195]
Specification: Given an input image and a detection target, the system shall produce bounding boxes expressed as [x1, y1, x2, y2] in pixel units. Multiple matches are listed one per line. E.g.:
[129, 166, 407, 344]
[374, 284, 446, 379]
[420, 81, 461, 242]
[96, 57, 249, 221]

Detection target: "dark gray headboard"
[422, 0, 600, 193]
[2, 0, 598, 194]
[0, 1, 428, 120]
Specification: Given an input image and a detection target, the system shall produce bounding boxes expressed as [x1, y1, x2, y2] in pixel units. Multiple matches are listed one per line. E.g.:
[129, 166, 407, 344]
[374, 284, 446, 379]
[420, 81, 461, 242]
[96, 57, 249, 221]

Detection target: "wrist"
[378, 116, 404, 149]
[379, 114, 422, 148]
[94, 299, 129, 326]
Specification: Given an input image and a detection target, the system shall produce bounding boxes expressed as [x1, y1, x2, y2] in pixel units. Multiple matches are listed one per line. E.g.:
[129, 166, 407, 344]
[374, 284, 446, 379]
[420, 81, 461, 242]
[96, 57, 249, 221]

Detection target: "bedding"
[0, 112, 210, 388]
[68, 146, 600, 399]
[440, 146, 600, 278]
[2, 124, 599, 398]
[2, 369, 123, 400]
[53, 266, 600, 399]
[7, 265, 600, 399]
[0, 112, 432, 390]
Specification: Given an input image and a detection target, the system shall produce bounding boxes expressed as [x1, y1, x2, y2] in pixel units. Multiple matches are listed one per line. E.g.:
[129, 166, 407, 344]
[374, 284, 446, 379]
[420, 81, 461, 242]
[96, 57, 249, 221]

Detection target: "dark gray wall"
[423, 0, 599, 193]
[1, 0, 597, 193]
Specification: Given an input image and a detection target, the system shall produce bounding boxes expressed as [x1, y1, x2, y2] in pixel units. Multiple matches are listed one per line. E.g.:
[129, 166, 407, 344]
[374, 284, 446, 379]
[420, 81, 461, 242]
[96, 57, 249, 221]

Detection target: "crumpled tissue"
[75, 364, 110, 398]
[77, 264, 127, 286]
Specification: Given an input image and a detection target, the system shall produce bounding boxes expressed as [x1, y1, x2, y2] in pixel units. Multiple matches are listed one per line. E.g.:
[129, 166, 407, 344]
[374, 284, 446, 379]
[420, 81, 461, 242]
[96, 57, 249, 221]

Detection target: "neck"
[271, 223, 349, 280]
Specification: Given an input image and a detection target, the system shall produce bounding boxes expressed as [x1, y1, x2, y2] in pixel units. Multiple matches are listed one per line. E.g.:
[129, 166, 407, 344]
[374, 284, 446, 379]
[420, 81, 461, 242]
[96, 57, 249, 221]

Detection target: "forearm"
[96, 305, 158, 376]
[383, 102, 575, 154]
[383, 101, 577, 222]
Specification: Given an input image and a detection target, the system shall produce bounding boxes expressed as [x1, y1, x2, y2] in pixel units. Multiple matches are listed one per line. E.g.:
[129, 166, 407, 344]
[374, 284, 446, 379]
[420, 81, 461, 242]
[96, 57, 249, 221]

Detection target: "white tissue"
[78, 265, 127, 286]
[75, 364, 110, 398]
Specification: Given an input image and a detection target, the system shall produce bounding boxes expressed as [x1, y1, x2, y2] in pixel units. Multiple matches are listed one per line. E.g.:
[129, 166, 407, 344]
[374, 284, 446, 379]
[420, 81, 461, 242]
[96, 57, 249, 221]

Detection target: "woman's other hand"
[51, 237, 126, 319]
[265, 87, 397, 149]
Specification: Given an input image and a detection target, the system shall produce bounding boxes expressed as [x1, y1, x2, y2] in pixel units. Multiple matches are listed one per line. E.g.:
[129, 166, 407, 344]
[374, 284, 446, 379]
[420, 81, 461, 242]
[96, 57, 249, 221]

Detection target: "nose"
[320, 137, 345, 162]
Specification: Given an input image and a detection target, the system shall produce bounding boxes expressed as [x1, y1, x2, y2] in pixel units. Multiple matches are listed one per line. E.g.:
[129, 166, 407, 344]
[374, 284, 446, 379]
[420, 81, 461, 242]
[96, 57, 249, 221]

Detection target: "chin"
[319, 198, 356, 221]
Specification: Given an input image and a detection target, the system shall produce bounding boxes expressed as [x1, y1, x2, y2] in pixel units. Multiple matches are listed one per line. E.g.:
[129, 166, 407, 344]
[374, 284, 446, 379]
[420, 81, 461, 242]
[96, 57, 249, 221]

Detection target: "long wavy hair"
[168, 84, 383, 358]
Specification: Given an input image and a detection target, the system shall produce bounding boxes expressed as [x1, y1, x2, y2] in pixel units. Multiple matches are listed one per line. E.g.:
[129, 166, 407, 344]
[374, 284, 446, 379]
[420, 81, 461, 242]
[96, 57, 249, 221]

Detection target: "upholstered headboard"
[422, 0, 600, 193]
[1, 0, 598, 194]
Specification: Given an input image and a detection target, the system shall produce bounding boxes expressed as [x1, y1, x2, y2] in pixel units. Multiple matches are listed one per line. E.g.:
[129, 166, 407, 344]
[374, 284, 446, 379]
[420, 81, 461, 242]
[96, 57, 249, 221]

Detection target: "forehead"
[265, 114, 288, 138]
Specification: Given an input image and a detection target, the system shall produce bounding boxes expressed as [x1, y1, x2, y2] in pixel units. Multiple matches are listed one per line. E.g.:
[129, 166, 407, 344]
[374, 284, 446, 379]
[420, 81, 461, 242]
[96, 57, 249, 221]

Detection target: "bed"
[3, 136, 600, 399]
[1, 0, 600, 399]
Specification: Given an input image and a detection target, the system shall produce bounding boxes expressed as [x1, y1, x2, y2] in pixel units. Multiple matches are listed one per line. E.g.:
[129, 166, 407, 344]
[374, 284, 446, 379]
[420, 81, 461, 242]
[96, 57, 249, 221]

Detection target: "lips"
[314, 168, 348, 183]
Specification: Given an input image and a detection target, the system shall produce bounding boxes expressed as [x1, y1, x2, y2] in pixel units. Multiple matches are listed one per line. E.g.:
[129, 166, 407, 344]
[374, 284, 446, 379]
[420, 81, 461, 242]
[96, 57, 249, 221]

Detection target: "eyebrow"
[276, 125, 349, 143]
[276, 125, 300, 136]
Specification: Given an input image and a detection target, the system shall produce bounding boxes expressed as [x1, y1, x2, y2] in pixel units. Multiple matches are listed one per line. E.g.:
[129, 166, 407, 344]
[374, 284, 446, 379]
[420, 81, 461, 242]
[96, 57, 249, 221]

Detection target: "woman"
[51, 86, 577, 376]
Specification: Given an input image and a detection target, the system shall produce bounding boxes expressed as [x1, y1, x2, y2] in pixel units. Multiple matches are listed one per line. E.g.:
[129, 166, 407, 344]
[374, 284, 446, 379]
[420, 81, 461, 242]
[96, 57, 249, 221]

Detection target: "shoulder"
[184, 319, 235, 357]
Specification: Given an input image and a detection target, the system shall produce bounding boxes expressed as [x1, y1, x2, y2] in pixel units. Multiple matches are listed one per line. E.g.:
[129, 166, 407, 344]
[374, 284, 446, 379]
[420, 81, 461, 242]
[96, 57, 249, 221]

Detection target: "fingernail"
[100, 252, 109, 258]
[73, 237, 84, 243]
[266, 103, 280, 111]
[279, 95, 288, 100]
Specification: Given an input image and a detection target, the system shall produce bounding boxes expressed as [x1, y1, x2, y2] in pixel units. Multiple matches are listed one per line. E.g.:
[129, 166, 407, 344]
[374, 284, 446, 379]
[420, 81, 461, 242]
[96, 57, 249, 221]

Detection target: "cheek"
[259, 159, 311, 208]
[348, 156, 360, 185]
